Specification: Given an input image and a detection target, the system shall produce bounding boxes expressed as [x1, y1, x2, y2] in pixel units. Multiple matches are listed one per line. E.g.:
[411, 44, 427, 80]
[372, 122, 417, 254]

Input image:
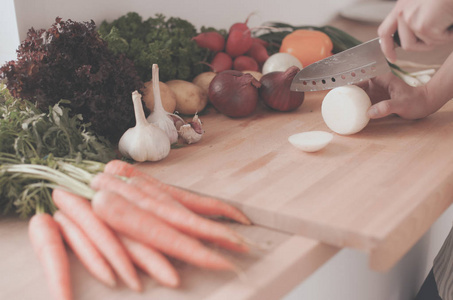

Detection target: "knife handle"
[393, 31, 401, 47]
[393, 24, 453, 47]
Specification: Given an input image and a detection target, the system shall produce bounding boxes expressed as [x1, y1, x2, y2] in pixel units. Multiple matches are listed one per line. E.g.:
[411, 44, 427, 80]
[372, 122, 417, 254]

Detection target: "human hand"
[378, 0, 453, 62]
[357, 73, 434, 119]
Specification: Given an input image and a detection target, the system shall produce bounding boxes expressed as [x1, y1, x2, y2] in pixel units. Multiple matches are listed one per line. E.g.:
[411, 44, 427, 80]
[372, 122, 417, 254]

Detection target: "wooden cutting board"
[139, 90, 453, 272]
[0, 216, 338, 300]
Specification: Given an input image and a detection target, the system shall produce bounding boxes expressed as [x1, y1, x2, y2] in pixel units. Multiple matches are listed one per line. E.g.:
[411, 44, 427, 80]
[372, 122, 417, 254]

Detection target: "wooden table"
[2, 17, 453, 300]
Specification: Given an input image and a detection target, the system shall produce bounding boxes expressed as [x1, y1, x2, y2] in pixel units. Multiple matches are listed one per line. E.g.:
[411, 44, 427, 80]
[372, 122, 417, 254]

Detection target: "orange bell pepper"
[279, 29, 333, 67]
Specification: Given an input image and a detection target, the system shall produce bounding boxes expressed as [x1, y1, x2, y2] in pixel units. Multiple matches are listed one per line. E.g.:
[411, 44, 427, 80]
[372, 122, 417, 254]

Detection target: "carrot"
[233, 55, 259, 72]
[192, 31, 225, 52]
[28, 212, 72, 300]
[91, 189, 235, 271]
[52, 189, 142, 292]
[104, 159, 251, 225]
[53, 211, 117, 288]
[117, 234, 180, 288]
[129, 176, 249, 253]
[90, 172, 249, 253]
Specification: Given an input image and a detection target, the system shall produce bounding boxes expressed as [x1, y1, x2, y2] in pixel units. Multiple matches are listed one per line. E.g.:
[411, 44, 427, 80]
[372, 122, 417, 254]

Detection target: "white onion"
[262, 53, 303, 75]
[321, 85, 371, 135]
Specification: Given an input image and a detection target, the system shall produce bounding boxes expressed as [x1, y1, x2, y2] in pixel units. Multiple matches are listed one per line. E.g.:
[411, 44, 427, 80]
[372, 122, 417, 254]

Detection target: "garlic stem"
[147, 64, 179, 144]
[132, 91, 147, 126]
[152, 65, 165, 112]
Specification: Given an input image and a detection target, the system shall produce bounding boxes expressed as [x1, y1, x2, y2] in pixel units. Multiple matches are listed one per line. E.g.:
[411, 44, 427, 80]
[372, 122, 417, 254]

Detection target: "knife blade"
[290, 37, 391, 92]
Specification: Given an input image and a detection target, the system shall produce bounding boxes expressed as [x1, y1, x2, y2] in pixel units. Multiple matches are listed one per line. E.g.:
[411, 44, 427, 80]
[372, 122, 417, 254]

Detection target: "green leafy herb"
[0, 86, 115, 217]
[0, 155, 102, 218]
[0, 86, 116, 163]
[98, 12, 212, 82]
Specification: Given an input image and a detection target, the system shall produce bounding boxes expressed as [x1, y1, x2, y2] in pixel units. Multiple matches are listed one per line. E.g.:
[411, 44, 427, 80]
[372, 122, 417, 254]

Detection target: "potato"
[166, 80, 208, 115]
[141, 81, 177, 113]
[192, 72, 217, 95]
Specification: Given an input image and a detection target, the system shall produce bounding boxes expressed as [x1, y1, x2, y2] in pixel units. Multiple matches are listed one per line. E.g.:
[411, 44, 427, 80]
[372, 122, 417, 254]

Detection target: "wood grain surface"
[138, 90, 453, 271]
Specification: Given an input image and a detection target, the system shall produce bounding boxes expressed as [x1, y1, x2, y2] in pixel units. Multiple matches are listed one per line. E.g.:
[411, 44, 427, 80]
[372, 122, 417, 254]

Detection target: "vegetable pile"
[193, 18, 368, 118]
[0, 18, 143, 144]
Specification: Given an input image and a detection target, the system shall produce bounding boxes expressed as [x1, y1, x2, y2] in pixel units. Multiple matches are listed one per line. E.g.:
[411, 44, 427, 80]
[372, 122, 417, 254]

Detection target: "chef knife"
[290, 37, 396, 92]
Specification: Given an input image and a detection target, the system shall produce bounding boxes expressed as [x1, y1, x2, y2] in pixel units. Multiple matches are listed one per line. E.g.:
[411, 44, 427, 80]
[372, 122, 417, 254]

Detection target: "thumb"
[367, 100, 394, 119]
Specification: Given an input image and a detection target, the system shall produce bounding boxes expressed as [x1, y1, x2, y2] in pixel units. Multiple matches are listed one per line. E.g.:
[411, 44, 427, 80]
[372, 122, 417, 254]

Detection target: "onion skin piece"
[259, 66, 305, 112]
[208, 70, 261, 118]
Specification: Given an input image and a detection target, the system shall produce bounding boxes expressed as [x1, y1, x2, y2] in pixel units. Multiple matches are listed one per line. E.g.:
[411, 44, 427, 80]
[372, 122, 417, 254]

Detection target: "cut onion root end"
[288, 131, 333, 152]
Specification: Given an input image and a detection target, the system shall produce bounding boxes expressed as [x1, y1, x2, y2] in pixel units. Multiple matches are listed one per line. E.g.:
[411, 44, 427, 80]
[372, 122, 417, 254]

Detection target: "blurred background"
[1, 0, 395, 65]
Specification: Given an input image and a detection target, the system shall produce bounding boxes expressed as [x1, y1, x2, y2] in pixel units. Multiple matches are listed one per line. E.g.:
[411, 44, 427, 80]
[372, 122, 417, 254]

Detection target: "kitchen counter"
[2, 17, 453, 300]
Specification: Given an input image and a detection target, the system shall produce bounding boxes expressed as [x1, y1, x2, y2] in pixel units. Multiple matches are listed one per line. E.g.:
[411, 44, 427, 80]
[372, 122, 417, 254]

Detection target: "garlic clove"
[189, 114, 203, 134]
[169, 113, 186, 131]
[178, 114, 204, 144]
[179, 125, 203, 144]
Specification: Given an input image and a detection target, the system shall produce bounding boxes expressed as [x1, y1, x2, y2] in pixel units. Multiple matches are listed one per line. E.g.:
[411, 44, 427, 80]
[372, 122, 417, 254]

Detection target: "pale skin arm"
[379, 0, 453, 62]
[363, 51, 453, 119]
[362, 0, 453, 119]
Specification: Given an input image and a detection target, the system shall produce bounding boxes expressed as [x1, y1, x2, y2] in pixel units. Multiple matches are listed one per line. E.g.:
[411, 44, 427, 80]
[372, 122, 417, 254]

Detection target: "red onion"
[259, 66, 305, 112]
[208, 70, 261, 117]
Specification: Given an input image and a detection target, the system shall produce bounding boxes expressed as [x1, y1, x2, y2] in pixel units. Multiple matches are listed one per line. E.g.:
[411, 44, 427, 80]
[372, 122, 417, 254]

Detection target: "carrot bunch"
[28, 160, 251, 300]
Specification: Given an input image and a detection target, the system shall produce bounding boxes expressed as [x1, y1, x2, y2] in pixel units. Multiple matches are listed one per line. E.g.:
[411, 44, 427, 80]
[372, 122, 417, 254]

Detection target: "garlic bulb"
[179, 114, 204, 144]
[147, 64, 179, 144]
[118, 91, 170, 162]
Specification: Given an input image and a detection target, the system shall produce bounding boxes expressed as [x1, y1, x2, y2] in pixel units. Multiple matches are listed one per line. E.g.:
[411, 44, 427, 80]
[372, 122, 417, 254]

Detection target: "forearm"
[425, 51, 453, 113]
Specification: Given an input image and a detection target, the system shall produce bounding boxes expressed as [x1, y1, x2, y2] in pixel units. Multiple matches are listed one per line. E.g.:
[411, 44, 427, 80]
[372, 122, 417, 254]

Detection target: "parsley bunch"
[99, 12, 212, 82]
